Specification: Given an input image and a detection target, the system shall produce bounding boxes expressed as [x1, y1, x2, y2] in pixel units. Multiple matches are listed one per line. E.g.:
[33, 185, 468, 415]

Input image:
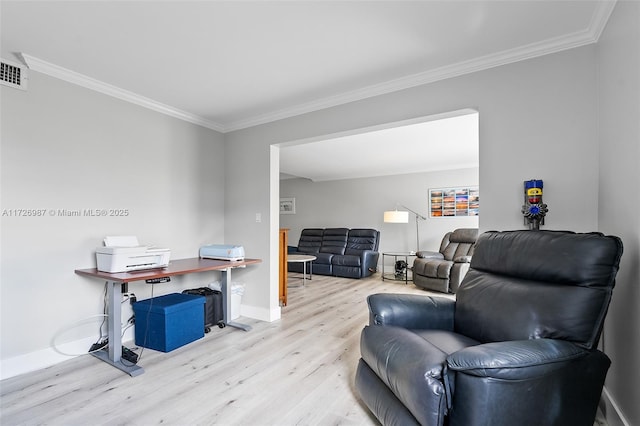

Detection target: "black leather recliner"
[355, 230, 623, 426]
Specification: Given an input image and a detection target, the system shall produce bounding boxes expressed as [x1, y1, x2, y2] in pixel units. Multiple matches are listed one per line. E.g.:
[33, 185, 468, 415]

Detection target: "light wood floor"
[0, 273, 608, 426]
[0, 274, 435, 426]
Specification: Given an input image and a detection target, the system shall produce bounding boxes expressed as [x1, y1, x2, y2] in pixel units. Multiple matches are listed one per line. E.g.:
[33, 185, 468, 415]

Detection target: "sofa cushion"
[312, 252, 335, 265]
[319, 228, 348, 255]
[296, 228, 324, 254]
[332, 254, 361, 267]
[345, 228, 380, 254]
[411, 329, 480, 358]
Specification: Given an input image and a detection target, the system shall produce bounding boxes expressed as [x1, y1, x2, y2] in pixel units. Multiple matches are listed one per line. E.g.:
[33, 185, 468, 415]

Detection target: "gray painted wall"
[1, 4, 637, 423]
[226, 38, 637, 424]
[226, 45, 601, 318]
[0, 72, 225, 377]
[280, 168, 479, 260]
[596, 2, 640, 425]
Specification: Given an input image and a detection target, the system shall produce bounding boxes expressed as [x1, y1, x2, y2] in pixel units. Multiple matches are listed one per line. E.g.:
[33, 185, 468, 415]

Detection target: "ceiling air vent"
[1, 59, 28, 90]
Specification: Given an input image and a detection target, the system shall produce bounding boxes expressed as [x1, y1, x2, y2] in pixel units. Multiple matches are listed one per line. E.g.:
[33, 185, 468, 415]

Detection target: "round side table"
[287, 254, 317, 286]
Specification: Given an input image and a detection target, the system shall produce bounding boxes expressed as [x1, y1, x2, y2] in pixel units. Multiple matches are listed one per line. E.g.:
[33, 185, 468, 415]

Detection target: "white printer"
[199, 244, 245, 261]
[96, 236, 171, 273]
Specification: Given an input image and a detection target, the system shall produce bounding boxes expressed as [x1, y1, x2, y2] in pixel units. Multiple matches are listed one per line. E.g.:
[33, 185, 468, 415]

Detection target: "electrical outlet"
[255, 213, 262, 223]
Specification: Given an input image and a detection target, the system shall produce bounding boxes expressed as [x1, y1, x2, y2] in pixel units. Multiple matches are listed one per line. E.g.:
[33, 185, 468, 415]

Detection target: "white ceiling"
[280, 110, 479, 181]
[1, 1, 614, 181]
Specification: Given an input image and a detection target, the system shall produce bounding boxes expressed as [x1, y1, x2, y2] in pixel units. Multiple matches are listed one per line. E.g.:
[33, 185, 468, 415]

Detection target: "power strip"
[122, 347, 138, 363]
[145, 277, 171, 284]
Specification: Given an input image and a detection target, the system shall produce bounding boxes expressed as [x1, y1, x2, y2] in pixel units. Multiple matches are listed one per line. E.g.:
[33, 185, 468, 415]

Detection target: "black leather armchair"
[355, 230, 623, 426]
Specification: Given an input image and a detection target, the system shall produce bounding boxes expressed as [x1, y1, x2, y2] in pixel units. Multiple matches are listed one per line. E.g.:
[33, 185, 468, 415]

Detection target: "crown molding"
[225, 1, 617, 132]
[19, 1, 616, 134]
[20, 53, 225, 132]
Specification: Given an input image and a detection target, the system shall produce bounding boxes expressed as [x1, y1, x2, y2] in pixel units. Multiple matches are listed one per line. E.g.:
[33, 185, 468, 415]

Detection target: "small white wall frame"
[280, 197, 296, 214]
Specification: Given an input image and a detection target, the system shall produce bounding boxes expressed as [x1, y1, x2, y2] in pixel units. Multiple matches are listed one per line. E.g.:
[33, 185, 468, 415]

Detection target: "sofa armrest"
[447, 339, 588, 380]
[416, 250, 444, 260]
[367, 293, 455, 330]
[287, 245, 299, 254]
[361, 250, 379, 274]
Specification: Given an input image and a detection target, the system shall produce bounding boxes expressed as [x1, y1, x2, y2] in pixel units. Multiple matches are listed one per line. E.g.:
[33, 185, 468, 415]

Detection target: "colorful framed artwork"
[429, 187, 479, 217]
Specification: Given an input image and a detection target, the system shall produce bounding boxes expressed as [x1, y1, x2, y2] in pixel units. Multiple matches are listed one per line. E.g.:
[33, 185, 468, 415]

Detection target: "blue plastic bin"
[133, 293, 205, 352]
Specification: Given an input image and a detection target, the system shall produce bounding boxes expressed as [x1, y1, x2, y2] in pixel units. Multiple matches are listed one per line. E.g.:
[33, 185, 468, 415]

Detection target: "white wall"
[280, 168, 479, 258]
[596, 2, 640, 425]
[0, 72, 225, 378]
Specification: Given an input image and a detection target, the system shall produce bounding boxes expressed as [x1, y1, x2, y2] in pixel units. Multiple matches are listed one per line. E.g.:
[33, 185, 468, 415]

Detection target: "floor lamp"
[383, 205, 427, 253]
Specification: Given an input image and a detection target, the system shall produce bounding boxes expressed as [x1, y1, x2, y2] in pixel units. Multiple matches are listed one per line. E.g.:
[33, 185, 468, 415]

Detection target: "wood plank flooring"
[0, 273, 607, 425]
[0, 274, 433, 426]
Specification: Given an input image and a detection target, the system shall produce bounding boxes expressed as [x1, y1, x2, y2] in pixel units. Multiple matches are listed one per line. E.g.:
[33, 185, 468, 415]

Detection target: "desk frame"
[75, 257, 261, 377]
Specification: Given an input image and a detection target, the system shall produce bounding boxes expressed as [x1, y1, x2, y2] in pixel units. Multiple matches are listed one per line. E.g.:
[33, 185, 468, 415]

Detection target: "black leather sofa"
[355, 230, 623, 426]
[288, 228, 380, 279]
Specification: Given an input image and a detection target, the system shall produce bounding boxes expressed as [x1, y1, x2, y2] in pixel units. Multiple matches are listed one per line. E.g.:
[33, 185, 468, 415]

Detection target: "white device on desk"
[199, 244, 245, 261]
[96, 236, 171, 273]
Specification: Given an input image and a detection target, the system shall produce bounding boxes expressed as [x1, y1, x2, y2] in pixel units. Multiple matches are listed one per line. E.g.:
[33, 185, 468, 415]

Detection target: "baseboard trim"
[601, 386, 631, 426]
[1, 336, 97, 381]
[0, 305, 279, 381]
[1, 330, 135, 381]
[240, 303, 281, 322]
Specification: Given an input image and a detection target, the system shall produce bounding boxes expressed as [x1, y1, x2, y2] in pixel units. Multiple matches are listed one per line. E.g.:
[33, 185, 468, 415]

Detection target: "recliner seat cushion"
[414, 259, 454, 279]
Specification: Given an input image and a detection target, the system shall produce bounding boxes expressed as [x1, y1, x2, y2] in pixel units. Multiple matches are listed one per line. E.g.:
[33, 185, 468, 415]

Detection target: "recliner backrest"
[345, 229, 380, 255]
[455, 230, 623, 350]
[297, 228, 324, 254]
[440, 228, 478, 261]
[320, 228, 349, 255]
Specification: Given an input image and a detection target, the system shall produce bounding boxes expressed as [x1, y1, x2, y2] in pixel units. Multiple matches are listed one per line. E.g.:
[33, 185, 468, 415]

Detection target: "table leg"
[221, 268, 252, 331]
[90, 280, 143, 376]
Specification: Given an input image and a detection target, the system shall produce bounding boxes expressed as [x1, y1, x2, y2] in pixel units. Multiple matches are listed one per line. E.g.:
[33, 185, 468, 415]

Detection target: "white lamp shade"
[384, 210, 409, 223]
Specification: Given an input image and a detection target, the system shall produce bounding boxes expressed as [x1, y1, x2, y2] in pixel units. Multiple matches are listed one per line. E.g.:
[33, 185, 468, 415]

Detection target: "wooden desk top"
[75, 257, 262, 283]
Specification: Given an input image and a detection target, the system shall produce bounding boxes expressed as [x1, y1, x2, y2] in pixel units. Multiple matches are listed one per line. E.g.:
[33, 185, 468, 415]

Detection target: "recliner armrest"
[416, 250, 444, 260]
[453, 255, 472, 263]
[447, 339, 588, 380]
[367, 293, 455, 330]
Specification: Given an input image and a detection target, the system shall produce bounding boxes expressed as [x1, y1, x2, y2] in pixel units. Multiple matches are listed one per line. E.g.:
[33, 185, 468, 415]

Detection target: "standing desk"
[75, 257, 262, 376]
